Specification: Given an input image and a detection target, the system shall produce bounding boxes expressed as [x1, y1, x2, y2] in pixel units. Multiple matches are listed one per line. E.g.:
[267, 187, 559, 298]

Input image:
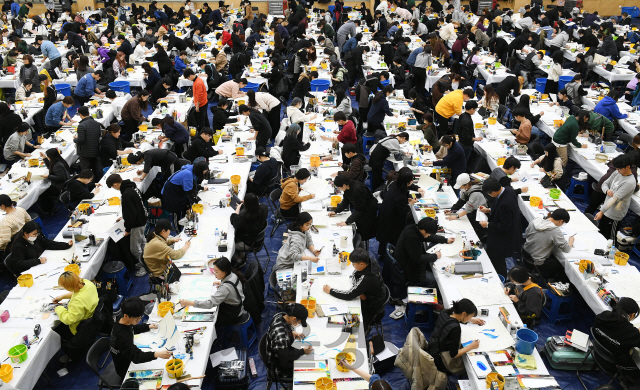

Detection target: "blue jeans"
[531, 126, 550, 145]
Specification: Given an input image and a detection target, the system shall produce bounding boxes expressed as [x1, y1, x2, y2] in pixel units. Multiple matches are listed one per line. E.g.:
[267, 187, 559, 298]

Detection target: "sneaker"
[135, 267, 148, 277]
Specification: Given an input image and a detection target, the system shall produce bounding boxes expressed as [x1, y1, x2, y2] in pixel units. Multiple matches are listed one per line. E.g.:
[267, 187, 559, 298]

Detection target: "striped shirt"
[0, 207, 31, 250]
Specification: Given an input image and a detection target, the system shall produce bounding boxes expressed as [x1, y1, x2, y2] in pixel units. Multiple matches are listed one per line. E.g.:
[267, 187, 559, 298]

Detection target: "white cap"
[454, 173, 471, 189]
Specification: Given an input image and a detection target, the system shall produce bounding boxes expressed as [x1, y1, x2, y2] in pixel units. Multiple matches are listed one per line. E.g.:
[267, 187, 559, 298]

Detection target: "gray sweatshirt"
[460, 184, 487, 214]
[3, 132, 27, 161]
[600, 171, 636, 221]
[193, 272, 247, 317]
[275, 229, 314, 270]
[523, 218, 571, 265]
[370, 137, 401, 155]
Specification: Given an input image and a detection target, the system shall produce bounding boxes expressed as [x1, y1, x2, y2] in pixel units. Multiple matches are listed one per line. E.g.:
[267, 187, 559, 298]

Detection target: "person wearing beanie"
[183, 127, 222, 163]
[279, 168, 315, 218]
[143, 219, 190, 277]
[74, 105, 103, 178]
[128, 148, 178, 183]
[330, 175, 378, 240]
[247, 146, 278, 196]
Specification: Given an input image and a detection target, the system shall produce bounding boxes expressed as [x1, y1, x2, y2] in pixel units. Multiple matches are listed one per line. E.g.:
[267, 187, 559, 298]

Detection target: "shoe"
[59, 354, 71, 364]
[135, 267, 148, 277]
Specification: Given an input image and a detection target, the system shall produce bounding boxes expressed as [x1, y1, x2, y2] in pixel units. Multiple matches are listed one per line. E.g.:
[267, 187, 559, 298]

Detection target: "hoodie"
[274, 228, 314, 270]
[594, 96, 628, 122]
[279, 177, 313, 210]
[337, 153, 367, 182]
[522, 218, 571, 265]
[120, 180, 147, 232]
[594, 310, 640, 370]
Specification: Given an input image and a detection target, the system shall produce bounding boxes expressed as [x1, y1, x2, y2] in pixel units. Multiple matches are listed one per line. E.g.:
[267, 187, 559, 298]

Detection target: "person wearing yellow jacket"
[53, 272, 99, 362]
[434, 88, 474, 137]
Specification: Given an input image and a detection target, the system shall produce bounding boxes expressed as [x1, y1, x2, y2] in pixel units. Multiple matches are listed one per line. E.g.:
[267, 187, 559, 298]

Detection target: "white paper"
[520, 377, 559, 388]
[460, 319, 515, 353]
[476, 210, 488, 222]
[209, 347, 238, 368]
[107, 219, 126, 242]
[6, 286, 29, 299]
[458, 283, 513, 307]
[320, 303, 350, 316]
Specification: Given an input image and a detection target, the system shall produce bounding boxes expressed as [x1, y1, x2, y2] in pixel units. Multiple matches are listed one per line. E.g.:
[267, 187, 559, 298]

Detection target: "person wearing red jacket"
[217, 30, 232, 47]
[184, 69, 208, 130]
[320, 111, 357, 164]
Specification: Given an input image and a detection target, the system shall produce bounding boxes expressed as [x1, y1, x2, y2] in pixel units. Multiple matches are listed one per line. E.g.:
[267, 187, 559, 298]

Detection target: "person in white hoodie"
[286, 97, 318, 127]
[274, 212, 321, 271]
[522, 209, 572, 281]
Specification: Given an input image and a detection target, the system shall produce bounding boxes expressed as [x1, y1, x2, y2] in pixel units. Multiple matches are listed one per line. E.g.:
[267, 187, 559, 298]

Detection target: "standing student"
[427, 135, 466, 188]
[183, 69, 208, 129]
[127, 149, 178, 183]
[369, 133, 409, 191]
[121, 91, 150, 139]
[458, 101, 481, 162]
[111, 298, 173, 379]
[428, 299, 485, 374]
[503, 266, 544, 328]
[594, 154, 637, 239]
[105, 174, 148, 277]
[330, 176, 379, 241]
[246, 90, 282, 140]
[376, 167, 417, 255]
[281, 124, 310, 170]
[478, 178, 520, 278]
[152, 116, 189, 157]
[367, 86, 398, 132]
[161, 162, 210, 222]
[44, 96, 75, 132]
[74, 106, 103, 179]
[39, 148, 71, 213]
[239, 104, 272, 149]
[435, 88, 474, 136]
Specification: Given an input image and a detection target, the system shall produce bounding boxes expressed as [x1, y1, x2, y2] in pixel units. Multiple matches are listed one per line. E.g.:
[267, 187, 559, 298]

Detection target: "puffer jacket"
[274, 229, 314, 270]
[395, 327, 448, 390]
[74, 117, 102, 158]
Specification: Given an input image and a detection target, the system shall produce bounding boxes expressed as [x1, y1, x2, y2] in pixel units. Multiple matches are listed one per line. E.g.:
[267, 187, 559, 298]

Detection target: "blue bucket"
[109, 81, 131, 93]
[621, 6, 640, 18]
[515, 328, 538, 355]
[558, 75, 573, 92]
[240, 82, 260, 92]
[535, 78, 547, 93]
[310, 79, 331, 92]
[56, 83, 72, 97]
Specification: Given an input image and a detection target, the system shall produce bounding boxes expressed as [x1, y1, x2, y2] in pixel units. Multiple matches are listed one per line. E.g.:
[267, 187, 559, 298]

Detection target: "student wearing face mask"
[265, 303, 312, 380]
[6, 221, 73, 275]
[503, 266, 544, 328]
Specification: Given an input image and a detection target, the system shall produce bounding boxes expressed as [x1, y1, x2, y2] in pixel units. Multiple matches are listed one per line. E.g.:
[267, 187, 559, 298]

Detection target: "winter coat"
[119, 180, 147, 232]
[394, 327, 448, 390]
[74, 117, 102, 158]
[279, 177, 312, 210]
[334, 180, 378, 240]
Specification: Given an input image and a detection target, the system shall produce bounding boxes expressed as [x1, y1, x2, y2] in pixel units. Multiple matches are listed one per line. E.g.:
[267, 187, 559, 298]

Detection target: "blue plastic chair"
[363, 133, 376, 156]
[310, 79, 331, 92]
[112, 295, 124, 316]
[566, 174, 590, 204]
[109, 81, 131, 93]
[101, 261, 133, 292]
[405, 300, 435, 331]
[56, 83, 72, 97]
[29, 213, 49, 238]
[542, 289, 574, 325]
[621, 6, 640, 17]
[240, 82, 260, 92]
[473, 79, 486, 91]
[219, 315, 258, 349]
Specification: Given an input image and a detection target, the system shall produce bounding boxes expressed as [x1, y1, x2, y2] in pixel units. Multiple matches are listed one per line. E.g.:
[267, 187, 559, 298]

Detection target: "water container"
[109, 80, 131, 93]
[56, 83, 72, 97]
[558, 75, 573, 92]
[515, 328, 538, 355]
[535, 78, 547, 93]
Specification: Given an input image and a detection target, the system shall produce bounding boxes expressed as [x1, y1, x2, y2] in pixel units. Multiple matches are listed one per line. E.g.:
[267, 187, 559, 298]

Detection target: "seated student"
[143, 219, 190, 277]
[279, 168, 315, 219]
[52, 272, 99, 362]
[183, 128, 222, 163]
[40, 148, 70, 213]
[247, 146, 278, 196]
[127, 149, 178, 183]
[323, 247, 386, 330]
[274, 212, 321, 271]
[593, 297, 640, 383]
[179, 257, 248, 327]
[549, 88, 573, 112]
[510, 108, 532, 144]
[489, 156, 528, 195]
[111, 297, 173, 379]
[0, 194, 31, 253]
[281, 124, 311, 170]
[594, 90, 629, 123]
[395, 217, 454, 288]
[333, 143, 367, 182]
[99, 124, 136, 168]
[427, 299, 485, 374]
[330, 175, 378, 241]
[45, 96, 76, 132]
[522, 208, 573, 281]
[447, 173, 487, 240]
[265, 303, 313, 379]
[230, 193, 268, 261]
[531, 143, 564, 182]
[6, 221, 72, 274]
[3, 123, 39, 163]
[503, 266, 544, 328]
[68, 169, 101, 209]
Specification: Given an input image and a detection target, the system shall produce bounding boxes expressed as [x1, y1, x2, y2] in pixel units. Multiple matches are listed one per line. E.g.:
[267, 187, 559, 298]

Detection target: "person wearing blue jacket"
[342, 33, 362, 56]
[161, 161, 209, 219]
[367, 85, 398, 132]
[45, 96, 75, 131]
[633, 81, 640, 107]
[10, 1, 19, 18]
[74, 71, 105, 104]
[174, 51, 188, 75]
[594, 91, 629, 122]
[428, 135, 467, 189]
[152, 115, 190, 157]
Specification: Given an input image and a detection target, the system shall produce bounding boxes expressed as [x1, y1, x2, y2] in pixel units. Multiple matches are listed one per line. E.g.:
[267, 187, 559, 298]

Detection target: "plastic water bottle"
[215, 229, 220, 241]
[608, 243, 616, 260]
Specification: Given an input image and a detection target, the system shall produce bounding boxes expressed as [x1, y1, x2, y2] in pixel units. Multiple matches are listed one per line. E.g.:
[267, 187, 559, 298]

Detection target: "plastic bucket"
[165, 358, 184, 379]
[549, 188, 561, 199]
[300, 298, 316, 318]
[235, 147, 244, 156]
[191, 203, 203, 214]
[310, 80, 331, 92]
[56, 83, 72, 97]
[535, 78, 547, 93]
[230, 175, 241, 185]
[157, 302, 175, 318]
[315, 377, 333, 390]
[310, 155, 320, 167]
[17, 274, 33, 287]
[515, 328, 538, 355]
[240, 82, 260, 92]
[0, 364, 13, 382]
[109, 81, 131, 93]
[64, 264, 80, 275]
[486, 372, 505, 389]
[558, 75, 573, 92]
[330, 195, 342, 208]
[615, 252, 629, 265]
[8, 345, 28, 364]
[529, 196, 541, 207]
[335, 352, 356, 372]
[488, 117, 497, 125]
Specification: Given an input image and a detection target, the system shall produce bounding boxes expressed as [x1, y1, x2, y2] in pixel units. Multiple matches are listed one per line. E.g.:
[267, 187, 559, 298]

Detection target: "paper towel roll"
[586, 277, 600, 289]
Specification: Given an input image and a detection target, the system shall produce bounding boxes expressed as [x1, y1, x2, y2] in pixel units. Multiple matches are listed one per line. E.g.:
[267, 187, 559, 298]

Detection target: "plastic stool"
[363, 134, 376, 156]
[542, 289, 573, 325]
[112, 295, 124, 317]
[220, 315, 257, 349]
[566, 174, 590, 204]
[473, 79, 486, 91]
[29, 213, 49, 238]
[405, 302, 435, 331]
[101, 261, 133, 292]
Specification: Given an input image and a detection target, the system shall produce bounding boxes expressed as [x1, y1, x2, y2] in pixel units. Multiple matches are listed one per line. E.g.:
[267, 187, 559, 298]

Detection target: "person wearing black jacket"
[291, 72, 317, 108]
[331, 176, 378, 241]
[68, 170, 100, 209]
[105, 174, 148, 277]
[99, 124, 136, 168]
[117, 35, 134, 63]
[40, 148, 70, 213]
[6, 221, 72, 275]
[495, 74, 523, 105]
[0, 102, 23, 146]
[478, 179, 520, 278]
[514, 94, 542, 127]
[344, 45, 367, 86]
[210, 98, 238, 131]
[151, 78, 171, 105]
[490, 37, 510, 64]
[74, 107, 103, 179]
[578, 29, 599, 56]
[322, 248, 386, 330]
[247, 146, 278, 195]
[239, 104, 272, 148]
[376, 168, 416, 255]
[230, 192, 268, 258]
[111, 297, 172, 379]
[183, 128, 222, 162]
[229, 51, 251, 79]
[64, 30, 85, 52]
[145, 44, 173, 76]
[127, 149, 178, 183]
[395, 217, 453, 287]
[281, 124, 310, 169]
[163, 34, 187, 52]
[458, 101, 481, 163]
[231, 28, 245, 53]
[261, 62, 285, 98]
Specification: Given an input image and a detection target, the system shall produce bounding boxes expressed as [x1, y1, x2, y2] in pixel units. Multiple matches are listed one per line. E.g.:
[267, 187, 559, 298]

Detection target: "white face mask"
[28, 235, 37, 242]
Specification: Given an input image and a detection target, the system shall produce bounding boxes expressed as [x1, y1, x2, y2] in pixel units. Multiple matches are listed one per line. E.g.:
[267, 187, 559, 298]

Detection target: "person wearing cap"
[458, 100, 482, 163]
[593, 297, 640, 381]
[265, 303, 313, 379]
[330, 176, 378, 241]
[183, 127, 222, 163]
[279, 168, 315, 219]
[128, 149, 178, 183]
[143, 219, 190, 277]
[99, 124, 136, 168]
[448, 173, 487, 239]
[121, 91, 151, 139]
[74, 106, 103, 179]
[395, 217, 454, 288]
[247, 146, 278, 195]
[74, 70, 105, 105]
